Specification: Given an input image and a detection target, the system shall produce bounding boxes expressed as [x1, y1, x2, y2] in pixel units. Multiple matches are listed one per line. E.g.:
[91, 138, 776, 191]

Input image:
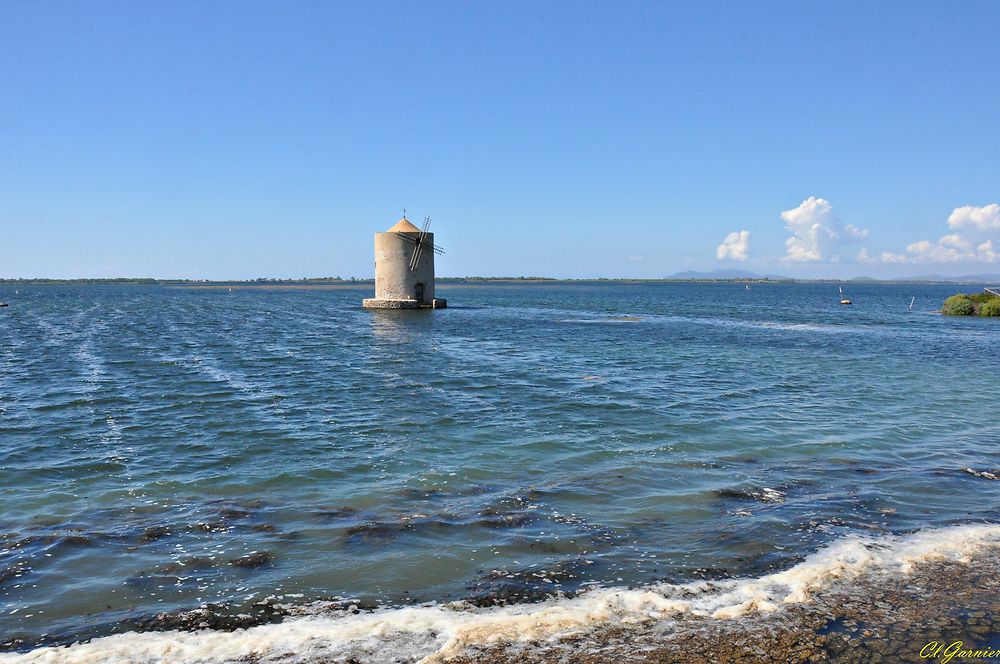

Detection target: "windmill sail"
[393, 233, 446, 254]
[394, 216, 445, 272]
[409, 240, 424, 271]
[409, 244, 423, 270]
[408, 216, 432, 270]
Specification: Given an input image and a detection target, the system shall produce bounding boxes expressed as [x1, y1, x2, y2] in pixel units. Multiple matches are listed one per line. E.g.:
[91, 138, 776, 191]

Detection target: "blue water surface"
[1, 282, 998, 646]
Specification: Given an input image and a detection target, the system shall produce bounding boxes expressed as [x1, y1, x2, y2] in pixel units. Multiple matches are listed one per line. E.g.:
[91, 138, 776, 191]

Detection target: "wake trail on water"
[4, 523, 999, 664]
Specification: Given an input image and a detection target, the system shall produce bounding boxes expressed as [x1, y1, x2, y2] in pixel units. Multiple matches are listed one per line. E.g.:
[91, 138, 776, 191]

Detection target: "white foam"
[5, 524, 999, 664]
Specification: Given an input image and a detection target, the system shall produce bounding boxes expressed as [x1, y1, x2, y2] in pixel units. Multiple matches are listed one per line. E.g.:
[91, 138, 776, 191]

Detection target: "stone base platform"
[362, 298, 447, 310]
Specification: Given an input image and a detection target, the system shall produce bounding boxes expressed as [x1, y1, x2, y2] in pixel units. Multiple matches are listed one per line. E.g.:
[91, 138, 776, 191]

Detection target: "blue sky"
[2, 1, 998, 279]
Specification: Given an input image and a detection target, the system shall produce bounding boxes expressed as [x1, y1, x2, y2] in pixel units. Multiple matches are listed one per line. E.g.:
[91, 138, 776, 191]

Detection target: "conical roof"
[387, 217, 421, 233]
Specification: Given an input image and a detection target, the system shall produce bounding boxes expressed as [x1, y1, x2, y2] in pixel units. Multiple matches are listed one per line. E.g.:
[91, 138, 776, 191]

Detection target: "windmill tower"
[363, 214, 447, 309]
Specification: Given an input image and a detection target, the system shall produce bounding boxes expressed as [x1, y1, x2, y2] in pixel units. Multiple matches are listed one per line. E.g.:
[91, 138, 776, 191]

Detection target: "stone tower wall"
[373, 231, 435, 303]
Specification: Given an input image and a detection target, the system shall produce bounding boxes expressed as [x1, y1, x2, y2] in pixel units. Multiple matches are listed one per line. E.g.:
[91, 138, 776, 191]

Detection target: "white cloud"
[716, 230, 750, 262]
[977, 240, 998, 262]
[780, 197, 868, 262]
[865, 203, 1000, 264]
[948, 203, 1000, 231]
[858, 247, 910, 264]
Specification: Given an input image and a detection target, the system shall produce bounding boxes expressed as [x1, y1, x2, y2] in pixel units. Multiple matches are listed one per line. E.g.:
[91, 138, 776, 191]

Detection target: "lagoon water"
[1, 282, 999, 659]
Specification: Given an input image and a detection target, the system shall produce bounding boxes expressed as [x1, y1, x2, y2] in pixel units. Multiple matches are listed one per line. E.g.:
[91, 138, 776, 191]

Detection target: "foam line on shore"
[5, 523, 1000, 664]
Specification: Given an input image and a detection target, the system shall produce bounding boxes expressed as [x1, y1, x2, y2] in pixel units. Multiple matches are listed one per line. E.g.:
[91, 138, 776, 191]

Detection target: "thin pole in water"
[909, 296, 915, 311]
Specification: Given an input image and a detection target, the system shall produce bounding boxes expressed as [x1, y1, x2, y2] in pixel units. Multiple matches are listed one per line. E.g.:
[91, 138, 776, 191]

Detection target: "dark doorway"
[414, 283, 425, 303]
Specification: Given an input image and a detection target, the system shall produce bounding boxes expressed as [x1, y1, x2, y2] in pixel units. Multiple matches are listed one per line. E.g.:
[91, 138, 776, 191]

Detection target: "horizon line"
[3, 276, 1000, 285]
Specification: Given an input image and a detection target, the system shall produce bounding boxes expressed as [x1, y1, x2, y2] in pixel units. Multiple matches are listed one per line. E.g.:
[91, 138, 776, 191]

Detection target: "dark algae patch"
[465, 559, 591, 607]
[229, 551, 274, 568]
[141, 525, 171, 542]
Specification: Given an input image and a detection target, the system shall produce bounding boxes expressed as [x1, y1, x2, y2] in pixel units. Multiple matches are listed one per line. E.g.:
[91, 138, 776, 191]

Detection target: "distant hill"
[667, 271, 1000, 283]
[667, 269, 790, 280]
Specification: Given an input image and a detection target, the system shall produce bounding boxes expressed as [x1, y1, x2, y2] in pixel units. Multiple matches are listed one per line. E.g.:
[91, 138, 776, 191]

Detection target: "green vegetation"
[942, 291, 1000, 316]
[943, 294, 975, 316]
[980, 298, 1000, 317]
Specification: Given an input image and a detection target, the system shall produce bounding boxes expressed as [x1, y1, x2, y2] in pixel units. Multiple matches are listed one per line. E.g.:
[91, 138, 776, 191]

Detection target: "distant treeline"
[0, 277, 162, 285]
[3, 276, 994, 286]
[442, 277, 780, 283]
[2, 276, 783, 285]
[440, 276, 558, 282]
[0, 277, 374, 285]
[444, 277, 796, 283]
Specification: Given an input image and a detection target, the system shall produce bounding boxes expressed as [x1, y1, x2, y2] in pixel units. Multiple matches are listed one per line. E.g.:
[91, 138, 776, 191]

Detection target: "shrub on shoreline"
[980, 298, 1000, 317]
[942, 291, 1000, 316]
[943, 294, 975, 316]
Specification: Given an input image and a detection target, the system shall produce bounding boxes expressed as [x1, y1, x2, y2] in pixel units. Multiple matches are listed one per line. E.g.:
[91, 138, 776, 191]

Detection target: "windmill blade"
[412, 217, 432, 268]
[395, 232, 441, 249]
[394, 222, 442, 265]
[394, 232, 420, 244]
[409, 242, 424, 270]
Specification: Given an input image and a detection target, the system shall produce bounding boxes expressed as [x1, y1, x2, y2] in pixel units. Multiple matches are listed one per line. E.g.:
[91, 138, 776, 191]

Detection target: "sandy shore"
[451, 551, 1000, 663]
